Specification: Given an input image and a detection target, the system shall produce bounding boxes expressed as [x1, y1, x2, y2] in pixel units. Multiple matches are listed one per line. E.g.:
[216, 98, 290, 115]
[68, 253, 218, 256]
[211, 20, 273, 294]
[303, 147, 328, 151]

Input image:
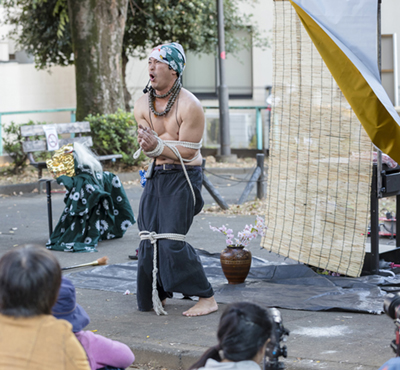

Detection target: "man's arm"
[177, 95, 205, 159]
[133, 95, 151, 130]
[135, 96, 158, 157]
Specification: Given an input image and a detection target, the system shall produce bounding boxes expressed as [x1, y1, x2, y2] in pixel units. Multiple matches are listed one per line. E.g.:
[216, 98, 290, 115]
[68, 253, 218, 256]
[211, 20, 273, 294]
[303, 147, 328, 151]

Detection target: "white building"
[0, 0, 399, 153]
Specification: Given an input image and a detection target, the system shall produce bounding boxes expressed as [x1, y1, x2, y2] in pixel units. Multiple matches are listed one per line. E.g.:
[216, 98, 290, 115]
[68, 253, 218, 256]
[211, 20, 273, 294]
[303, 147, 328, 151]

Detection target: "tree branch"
[129, 0, 150, 17]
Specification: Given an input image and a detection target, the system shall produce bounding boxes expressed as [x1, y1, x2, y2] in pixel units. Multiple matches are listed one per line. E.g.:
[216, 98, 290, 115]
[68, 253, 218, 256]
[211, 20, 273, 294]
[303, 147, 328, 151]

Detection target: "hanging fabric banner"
[290, 0, 400, 163]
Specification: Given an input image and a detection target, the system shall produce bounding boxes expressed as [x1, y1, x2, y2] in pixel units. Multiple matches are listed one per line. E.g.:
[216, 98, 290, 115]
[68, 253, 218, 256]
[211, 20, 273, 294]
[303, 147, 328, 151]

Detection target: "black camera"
[384, 292, 400, 356]
[264, 308, 290, 370]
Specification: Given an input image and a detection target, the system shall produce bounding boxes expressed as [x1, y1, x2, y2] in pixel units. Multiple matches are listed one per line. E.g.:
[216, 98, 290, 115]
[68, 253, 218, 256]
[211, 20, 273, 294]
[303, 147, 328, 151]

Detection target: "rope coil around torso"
[133, 133, 202, 206]
[139, 231, 186, 315]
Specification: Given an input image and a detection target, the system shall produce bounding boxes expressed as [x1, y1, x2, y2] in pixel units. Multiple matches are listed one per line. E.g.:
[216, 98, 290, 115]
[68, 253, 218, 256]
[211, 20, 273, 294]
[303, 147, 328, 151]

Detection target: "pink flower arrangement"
[209, 216, 267, 247]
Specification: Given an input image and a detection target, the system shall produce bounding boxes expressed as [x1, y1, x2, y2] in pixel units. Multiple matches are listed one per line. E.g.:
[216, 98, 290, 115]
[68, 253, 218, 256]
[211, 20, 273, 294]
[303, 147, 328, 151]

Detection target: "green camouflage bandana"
[149, 42, 186, 76]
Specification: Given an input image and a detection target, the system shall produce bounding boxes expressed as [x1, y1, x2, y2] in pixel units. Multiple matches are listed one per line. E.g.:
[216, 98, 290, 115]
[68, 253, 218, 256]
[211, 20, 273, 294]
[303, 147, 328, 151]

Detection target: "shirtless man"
[134, 42, 218, 317]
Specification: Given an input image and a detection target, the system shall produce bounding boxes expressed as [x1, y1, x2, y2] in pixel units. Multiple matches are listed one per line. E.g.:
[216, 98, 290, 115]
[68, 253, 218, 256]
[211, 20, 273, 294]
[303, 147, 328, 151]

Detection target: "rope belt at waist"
[139, 231, 186, 315]
[154, 164, 202, 171]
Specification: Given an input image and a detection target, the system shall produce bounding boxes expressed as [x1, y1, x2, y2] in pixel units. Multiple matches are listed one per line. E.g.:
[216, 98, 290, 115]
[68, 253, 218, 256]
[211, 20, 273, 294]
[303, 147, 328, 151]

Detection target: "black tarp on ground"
[67, 250, 400, 314]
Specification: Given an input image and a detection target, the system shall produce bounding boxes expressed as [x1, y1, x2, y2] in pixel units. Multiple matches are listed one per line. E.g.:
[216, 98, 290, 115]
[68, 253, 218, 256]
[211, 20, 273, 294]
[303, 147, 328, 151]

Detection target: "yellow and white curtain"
[291, 0, 400, 163]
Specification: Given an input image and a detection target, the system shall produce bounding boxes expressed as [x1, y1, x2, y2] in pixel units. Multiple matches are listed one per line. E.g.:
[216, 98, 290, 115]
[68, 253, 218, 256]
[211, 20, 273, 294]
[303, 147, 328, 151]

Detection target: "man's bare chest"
[148, 111, 181, 141]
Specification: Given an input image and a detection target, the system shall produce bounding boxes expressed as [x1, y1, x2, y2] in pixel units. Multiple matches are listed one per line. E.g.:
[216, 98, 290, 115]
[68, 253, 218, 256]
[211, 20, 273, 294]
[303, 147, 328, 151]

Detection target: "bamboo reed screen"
[261, 1, 373, 277]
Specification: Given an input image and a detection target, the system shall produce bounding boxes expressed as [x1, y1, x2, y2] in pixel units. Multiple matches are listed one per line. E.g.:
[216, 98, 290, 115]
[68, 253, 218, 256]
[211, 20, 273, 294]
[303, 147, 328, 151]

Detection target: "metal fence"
[0, 106, 270, 156]
[203, 106, 270, 151]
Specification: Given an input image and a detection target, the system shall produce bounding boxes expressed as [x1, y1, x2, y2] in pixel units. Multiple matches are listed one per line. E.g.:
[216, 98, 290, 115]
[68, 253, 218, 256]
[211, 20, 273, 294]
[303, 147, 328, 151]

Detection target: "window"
[183, 29, 253, 99]
[381, 34, 398, 106]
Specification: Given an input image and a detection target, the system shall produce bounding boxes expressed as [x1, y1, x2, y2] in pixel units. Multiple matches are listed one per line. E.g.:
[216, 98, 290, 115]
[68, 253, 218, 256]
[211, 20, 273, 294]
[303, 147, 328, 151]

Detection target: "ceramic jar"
[220, 245, 252, 284]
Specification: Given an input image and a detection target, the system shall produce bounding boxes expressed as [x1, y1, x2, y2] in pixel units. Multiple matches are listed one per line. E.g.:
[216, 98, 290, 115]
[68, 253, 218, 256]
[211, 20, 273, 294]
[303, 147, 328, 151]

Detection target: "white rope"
[143, 136, 165, 158]
[164, 142, 197, 206]
[133, 133, 202, 161]
[163, 139, 202, 162]
[133, 131, 202, 206]
[135, 132, 201, 314]
[139, 231, 186, 315]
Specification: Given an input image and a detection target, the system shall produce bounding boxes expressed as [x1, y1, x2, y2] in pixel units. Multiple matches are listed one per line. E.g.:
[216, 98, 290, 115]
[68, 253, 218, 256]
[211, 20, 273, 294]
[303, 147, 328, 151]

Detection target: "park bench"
[20, 121, 122, 179]
[20, 121, 122, 237]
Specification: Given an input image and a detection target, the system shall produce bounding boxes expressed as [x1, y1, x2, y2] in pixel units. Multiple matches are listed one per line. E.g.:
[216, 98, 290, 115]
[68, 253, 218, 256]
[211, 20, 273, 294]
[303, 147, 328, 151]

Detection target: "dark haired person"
[188, 302, 274, 370]
[0, 245, 90, 370]
[134, 42, 217, 317]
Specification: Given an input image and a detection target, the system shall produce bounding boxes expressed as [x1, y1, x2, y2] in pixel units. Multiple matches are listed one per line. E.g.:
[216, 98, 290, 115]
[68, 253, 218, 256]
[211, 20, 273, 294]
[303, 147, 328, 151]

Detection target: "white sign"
[43, 126, 60, 151]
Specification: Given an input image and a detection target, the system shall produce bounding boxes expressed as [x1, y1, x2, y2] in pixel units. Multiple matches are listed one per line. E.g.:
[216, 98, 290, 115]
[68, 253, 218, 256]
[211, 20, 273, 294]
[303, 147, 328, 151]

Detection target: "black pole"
[368, 0, 382, 274]
[216, 0, 235, 162]
[377, 0, 383, 198]
[397, 194, 400, 248]
[265, 86, 272, 157]
[46, 180, 53, 238]
[370, 165, 380, 275]
[256, 154, 265, 200]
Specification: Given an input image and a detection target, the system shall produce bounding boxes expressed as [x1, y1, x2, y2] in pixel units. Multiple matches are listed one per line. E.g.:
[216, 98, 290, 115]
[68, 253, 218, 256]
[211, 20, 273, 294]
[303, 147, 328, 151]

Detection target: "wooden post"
[202, 159, 229, 210]
[238, 167, 262, 205]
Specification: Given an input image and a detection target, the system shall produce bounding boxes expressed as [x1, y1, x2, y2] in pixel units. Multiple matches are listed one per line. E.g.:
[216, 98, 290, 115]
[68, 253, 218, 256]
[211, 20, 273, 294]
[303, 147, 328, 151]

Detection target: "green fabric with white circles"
[46, 171, 135, 253]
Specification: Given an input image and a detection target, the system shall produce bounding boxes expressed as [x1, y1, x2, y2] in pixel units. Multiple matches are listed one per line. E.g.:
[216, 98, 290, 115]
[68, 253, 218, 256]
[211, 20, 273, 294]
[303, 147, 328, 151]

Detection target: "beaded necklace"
[148, 77, 182, 117]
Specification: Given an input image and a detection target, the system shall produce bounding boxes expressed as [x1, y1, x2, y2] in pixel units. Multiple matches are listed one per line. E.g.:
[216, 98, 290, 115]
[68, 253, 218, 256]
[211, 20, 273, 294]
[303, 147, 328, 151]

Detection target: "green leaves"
[2, 0, 267, 69]
[2, 120, 46, 174]
[53, 0, 69, 39]
[1, 0, 73, 69]
[85, 109, 145, 166]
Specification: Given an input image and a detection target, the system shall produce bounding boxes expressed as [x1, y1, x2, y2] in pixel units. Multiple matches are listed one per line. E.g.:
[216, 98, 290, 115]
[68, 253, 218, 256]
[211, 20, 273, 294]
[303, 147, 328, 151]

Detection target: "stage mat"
[67, 250, 400, 315]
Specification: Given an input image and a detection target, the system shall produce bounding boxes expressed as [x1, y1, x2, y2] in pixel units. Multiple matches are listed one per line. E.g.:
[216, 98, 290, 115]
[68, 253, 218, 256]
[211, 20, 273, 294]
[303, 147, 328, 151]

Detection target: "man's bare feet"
[162, 299, 166, 307]
[182, 296, 218, 317]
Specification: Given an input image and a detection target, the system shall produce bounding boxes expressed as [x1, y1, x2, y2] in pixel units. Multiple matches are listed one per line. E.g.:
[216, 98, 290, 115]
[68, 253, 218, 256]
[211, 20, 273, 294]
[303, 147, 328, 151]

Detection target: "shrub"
[2, 120, 46, 174]
[85, 109, 145, 166]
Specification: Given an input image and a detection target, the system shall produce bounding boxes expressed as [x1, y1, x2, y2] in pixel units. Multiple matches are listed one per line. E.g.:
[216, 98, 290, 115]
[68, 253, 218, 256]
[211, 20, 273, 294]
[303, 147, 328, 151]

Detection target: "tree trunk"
[122, 48, 132, 111]
[67, 0, 129, 121]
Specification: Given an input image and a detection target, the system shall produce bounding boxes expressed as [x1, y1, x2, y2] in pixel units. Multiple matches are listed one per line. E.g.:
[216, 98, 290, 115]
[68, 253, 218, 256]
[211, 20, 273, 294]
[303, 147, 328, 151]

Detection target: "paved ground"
[0, 168, 398, 370]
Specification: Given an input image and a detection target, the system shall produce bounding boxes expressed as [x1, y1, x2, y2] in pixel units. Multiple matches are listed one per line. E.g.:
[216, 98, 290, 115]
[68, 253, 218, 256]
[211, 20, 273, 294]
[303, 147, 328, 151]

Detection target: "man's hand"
[138, 124, 158, 152]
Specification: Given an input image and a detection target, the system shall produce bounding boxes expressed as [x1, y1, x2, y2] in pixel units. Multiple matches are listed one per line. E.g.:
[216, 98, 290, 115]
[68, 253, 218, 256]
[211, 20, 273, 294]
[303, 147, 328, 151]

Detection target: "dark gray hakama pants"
[136, 167, 214, 311]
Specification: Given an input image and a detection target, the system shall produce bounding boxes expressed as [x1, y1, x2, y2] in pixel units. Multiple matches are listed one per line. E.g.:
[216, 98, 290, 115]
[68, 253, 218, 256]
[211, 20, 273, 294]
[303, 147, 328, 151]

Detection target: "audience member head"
[52, 276, 90, 332]
[189, 302, 274, 369]
[0, 244, 61, 317]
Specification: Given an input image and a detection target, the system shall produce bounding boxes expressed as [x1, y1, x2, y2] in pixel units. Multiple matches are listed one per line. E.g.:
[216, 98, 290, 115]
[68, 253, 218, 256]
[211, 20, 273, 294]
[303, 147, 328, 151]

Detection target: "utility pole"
[370, 0, 382, 275]
[216, 0, 237, 163]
